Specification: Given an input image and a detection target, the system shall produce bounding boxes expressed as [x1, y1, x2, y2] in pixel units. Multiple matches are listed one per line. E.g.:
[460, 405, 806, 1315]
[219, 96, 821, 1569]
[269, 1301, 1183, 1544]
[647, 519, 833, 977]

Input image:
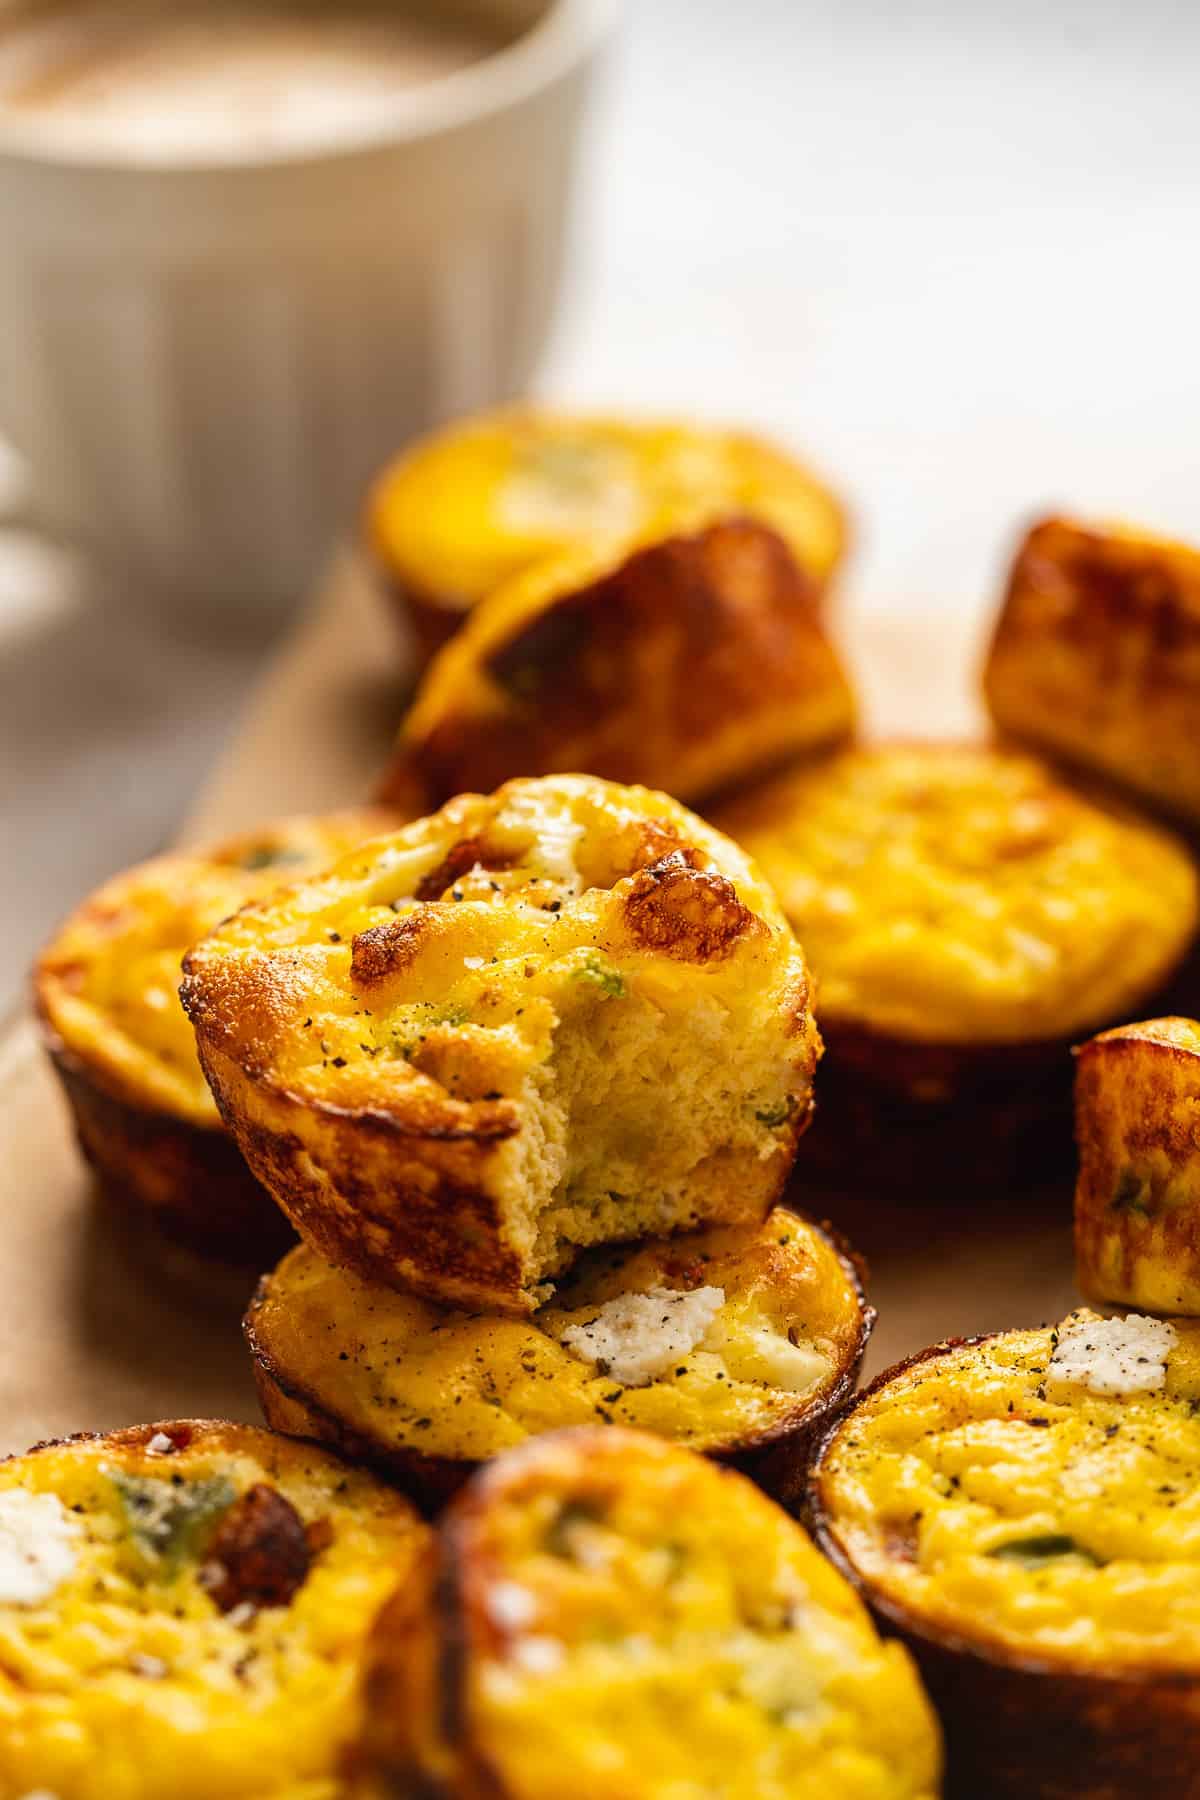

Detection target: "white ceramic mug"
[0, 0, 613, 613]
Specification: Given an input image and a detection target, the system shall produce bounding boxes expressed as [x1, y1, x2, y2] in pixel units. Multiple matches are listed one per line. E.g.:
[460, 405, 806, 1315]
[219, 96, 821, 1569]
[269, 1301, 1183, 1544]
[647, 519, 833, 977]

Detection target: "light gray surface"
[4, 0, 1200, 1003]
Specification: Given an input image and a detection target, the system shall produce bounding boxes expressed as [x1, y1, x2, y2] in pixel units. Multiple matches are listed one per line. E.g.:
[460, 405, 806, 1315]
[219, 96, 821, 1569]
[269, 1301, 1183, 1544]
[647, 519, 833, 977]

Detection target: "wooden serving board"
[0, 556, 1078, 1456]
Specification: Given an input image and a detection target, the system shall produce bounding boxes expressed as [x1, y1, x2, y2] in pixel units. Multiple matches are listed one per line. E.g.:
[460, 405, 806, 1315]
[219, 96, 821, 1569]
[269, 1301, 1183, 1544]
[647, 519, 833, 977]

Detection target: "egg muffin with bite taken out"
[182, 775, 822, 1317]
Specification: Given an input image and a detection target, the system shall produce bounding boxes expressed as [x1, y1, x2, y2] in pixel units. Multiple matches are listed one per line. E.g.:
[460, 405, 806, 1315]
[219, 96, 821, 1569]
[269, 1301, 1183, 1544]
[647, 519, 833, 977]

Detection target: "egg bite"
[712, 742, 1199, 1193]
[1075, 1016, 1200, 1314]
[810, 1312, 1200, 1799]
[0, 1418, 427, 1800]
[182, 775, 821, 1316]
[984, 516, 1200, 830]
[246, 1206, 871, 1512]
[375, 516, 855, 811]
[356, 1426, 942, 1800]
[34, 809, 402, 1262]
[365, 409, 848, 660]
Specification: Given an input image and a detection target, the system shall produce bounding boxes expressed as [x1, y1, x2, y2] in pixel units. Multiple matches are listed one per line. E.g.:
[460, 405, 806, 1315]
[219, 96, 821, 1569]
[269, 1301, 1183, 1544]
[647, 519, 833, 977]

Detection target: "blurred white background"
[4, 0, 1200, 1005]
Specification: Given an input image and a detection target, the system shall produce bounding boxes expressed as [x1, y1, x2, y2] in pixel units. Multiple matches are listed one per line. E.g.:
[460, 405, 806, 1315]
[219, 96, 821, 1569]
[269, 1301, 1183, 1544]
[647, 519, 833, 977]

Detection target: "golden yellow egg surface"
[362, 1428, 942, 1800]
[714, 743, 1198, 1046]
[246, 1207, 869, 1497]
[0, 1421, 427, 1800]
[815, 1313, 1200, 1671]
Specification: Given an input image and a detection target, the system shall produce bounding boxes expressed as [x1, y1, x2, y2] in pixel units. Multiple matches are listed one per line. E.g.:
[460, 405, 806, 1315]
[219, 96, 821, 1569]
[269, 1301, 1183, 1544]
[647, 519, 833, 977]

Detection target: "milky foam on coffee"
[0, 0, 510, 158]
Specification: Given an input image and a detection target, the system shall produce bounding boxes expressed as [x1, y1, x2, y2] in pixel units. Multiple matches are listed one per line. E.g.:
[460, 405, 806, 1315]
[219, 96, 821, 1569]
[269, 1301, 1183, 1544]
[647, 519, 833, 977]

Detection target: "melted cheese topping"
[368, 411, 846, 612]
[449, 1431, 941, 1800]
[249, 1208, 861, 1460]
[36, 810, 399, 1123]
[818, 1311, 1200, 1671]
[716, 744, 1199, 1044]
[0, 1426, 426, 1800]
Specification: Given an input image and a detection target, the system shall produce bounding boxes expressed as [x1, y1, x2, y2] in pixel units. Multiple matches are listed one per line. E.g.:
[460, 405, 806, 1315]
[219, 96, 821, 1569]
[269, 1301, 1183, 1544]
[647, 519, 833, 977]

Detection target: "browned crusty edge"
[40, 1026, 293, 1266]
[1074, 1017, 1200, 1313]
[985, 515, 1200, 831]
[193, 1033, 552, 1316]
[377, 518, 855, 810]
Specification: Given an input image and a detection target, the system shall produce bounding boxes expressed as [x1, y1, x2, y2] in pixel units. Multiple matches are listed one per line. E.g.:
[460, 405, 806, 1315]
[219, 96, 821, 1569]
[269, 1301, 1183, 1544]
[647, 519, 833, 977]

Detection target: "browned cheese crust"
[985, 515, 1200, 828]
[1075, 1016, 1200, 1314]
[364, 411, 850, 669]
[377, 519, 855, 810]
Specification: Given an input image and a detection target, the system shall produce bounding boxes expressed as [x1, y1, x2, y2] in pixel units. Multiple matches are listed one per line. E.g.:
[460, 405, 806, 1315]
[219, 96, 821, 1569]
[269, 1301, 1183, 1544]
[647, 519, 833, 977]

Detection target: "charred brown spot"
[1012, 522, 1200, 664]
[659, 1254, 707, 1290]
[882, 1516, 921, 1564]
[486, 596, 593, 700]
[306, 1515, 335, 1555]
[630, 824, 703, 877]
[200, 1482, 311, 1613]
[351, 915, 428, 987]
[622, 850, 760, 962]
[415, 837, 509, 902]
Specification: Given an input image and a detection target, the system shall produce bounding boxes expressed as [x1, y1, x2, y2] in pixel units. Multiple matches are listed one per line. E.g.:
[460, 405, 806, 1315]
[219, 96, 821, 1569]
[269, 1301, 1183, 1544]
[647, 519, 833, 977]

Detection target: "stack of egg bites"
[26, 413, 1200, 1797]
[187, 771, 872, 1510]
[176, 765, 944, 1799]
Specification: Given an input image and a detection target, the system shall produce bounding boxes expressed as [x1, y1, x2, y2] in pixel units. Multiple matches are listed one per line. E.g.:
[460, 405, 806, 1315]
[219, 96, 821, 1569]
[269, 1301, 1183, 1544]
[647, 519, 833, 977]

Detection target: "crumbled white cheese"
[534, 817, 583, 890]
[500, 788, 583, 891]
[558, 1285, 727, 1387]
[0, 1490, 80, 1606]
[145, 1432, 175, 1457]
[486, 1581, 537, 1631]
[1047, 1314, 1178, 1397]
[731, 1630, 822, 1724]
[511, 1635, 565, 1675]
[496, 448, 639, 542]
[130, 1653, 168, 1679]
[553, 1517, 614, 1572]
